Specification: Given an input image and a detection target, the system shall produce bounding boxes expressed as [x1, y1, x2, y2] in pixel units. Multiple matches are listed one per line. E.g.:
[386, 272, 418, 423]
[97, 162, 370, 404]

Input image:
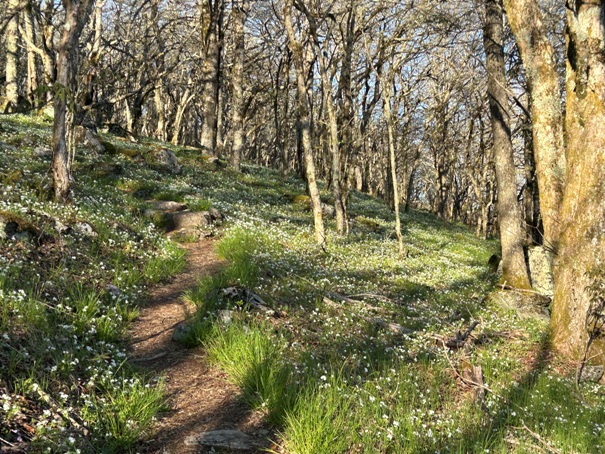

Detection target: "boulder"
[33, 145, 52, 158]
[73, 222, 97, 238]
[321, 203, 335, 219]
[154, 148, 181, 174]
[74, 126, 105, 153]
[528, 246, 555, 297]
[579, 365, 604, 383]
[168, 210, 212, 231]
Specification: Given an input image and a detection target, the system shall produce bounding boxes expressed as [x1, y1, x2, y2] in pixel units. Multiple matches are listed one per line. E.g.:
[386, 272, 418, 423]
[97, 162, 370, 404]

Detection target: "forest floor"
[129, 240, 273, 453]
[2, 114, 605, 453]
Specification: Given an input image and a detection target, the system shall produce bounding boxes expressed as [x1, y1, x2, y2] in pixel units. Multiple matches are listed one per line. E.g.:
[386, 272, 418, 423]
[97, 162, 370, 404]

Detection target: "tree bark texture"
[230, 0, 246, 170]
[483, 0, 531, 289]
[199, 0, 224, 155]
[284, 0, 325, 246]
[51, 0, 95, 202]
[4, 0, 20, 112]
[551, 0, 605, 364]
[503, 0, 565, 249]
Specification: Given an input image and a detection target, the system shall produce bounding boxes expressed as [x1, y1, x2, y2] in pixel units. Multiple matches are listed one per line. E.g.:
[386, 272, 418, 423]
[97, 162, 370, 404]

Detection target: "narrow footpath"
[129, 239, 275, 453]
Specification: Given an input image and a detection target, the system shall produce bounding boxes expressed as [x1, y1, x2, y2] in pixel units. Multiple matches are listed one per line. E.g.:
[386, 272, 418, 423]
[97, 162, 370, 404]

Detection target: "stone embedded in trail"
[172, 322, 192, 343]
[184, 430, 262, 451]
[169, 211, 213, 231]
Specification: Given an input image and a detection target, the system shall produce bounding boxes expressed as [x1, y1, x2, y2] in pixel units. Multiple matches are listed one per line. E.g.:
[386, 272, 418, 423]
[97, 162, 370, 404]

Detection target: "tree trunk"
[284, 0, 325, 246]
[383, 76, 404, 257]
[551, 1, 605, 365]
[299, 4, 346, 234]
[483, 0, 531, 289]
[199, 0, 224, 156]
[24, 4, 38, 108]
[51, 0, 95, 203]
[4, 0, 20, 112]
[229, 0, 246, 171]
[502, 0, 565, 249]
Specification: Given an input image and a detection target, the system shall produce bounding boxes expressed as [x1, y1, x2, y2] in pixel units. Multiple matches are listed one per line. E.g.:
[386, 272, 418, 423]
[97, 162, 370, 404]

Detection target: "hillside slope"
[1, 115, 604, 453]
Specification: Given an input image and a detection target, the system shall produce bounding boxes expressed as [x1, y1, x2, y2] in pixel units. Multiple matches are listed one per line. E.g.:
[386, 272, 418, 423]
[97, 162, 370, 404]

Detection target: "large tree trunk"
[502, 0, 565, 249]
[199, 0, 224, 156]
[551, 1, 605, 365]
[229, 0, 246, 171]
[4, 0, 20, 112]
[483, 0, 531, 289]
[284, 0, 325, 247]
[51, 0, 95, 202]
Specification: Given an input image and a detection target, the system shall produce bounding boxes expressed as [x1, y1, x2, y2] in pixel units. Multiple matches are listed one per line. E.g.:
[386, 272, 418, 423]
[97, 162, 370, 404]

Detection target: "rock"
[172, 323, 192, 343]
[528, 246, 555, 297]
[184, 430, 262, 451]
[74, 126, 105, 153]
[53, 219, 70, 234]
[154, 148, 181, 174]
[579, 365, 605, 383]
[487, 289, 550, 320]
[146, 200, 187, 213]
[73, 222, 97, 238]
[321, 203, 335, 219]
[208, 207, 225, 223]
[33, 145, 52, 157]
[168, 210, 212, 231]
[106, 284, 124, 300]
[218, 310, 233, 325]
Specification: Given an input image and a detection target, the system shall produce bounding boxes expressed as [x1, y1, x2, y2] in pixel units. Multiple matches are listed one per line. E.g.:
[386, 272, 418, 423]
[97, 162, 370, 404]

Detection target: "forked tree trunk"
[284, 0, 325, 246]
[230, 0, 246, 171]
[299, 4, 346, 234]
[51, 0, 95, 202]
[502, 0, 565, 249]
[483, 0, 531, 289]
[551, 1, 605, 365]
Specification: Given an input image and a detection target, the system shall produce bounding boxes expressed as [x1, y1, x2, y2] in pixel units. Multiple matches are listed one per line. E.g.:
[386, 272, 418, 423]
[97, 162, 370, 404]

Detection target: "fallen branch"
[326, 291, 387, 314]
[445, 321, 479, 349]
[515, 425, 562, 454]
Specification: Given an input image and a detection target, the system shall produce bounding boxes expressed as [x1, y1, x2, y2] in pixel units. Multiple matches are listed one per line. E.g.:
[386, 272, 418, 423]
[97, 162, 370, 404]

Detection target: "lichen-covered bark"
[551, 0, 605, 364]
[502, 0, 565, 249]
[483, 0, 531, 289]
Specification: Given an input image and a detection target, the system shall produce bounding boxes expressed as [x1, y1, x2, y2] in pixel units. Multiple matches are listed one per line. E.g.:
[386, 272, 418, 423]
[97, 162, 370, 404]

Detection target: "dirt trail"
[129, 239, 274, 453]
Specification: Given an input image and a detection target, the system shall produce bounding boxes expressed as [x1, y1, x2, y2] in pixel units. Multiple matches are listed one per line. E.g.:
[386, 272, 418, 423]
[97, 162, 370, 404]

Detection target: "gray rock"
[169, 210, 212, 231]
[73, 222, 97, 238]
[172, 323, 192, 343]
[184, 430, 262, 451]
[528, 246, 554, 297]
[146, 200, 187, 213]
[74, 126, 105, 153]
[106, 284, 124, 300]
[33, 145, 52, 157]
[321, 203, 335, 219]
[579, 365, 604, 383]
[218, 310, 233, 325]
[154, 148, 181, 174]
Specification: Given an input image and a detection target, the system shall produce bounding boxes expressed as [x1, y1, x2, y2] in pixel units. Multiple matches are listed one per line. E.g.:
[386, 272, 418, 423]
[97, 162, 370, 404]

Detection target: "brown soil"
[129, 239, 276, 453]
